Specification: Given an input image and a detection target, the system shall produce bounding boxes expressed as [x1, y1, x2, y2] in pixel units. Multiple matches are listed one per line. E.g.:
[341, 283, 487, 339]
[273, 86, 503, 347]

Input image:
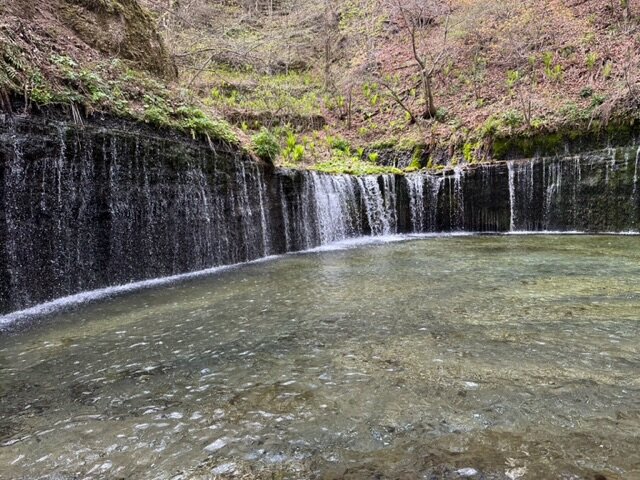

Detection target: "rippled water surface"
[1, 235, 639, 479]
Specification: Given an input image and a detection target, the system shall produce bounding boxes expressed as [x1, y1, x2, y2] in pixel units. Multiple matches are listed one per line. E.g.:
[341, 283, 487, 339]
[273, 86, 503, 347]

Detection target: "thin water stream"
[1, 235, 639, 479]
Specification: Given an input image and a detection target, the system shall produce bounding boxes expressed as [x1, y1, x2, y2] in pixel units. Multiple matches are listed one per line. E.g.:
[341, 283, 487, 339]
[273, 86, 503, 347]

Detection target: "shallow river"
[1, 235, 639, 479]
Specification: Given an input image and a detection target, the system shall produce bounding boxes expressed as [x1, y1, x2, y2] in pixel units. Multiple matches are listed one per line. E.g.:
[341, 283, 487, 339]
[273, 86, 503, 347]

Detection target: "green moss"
[396, 138, 424, 152]
[426, 157, 435, 169]
[492, 138, 510, 160]
[313, 161, 403, 176]
[368, 138, 398, 150]
[404, 146, 424, 172]
[459, 139, 485, 164]
[313, 149, 403, 175]
[492, 122, 628, 160]
[605, 121, 636, 145]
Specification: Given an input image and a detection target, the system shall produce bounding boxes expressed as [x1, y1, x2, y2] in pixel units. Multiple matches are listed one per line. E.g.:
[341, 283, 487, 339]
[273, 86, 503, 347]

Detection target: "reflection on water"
[1, 235, 639, 479]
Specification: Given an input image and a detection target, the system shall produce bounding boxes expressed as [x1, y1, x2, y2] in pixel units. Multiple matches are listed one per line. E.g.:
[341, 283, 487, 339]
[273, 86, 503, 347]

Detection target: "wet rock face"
[0, 116, 285, 313]
[508, 151, 640, 232]
[0, 115, 639, 313]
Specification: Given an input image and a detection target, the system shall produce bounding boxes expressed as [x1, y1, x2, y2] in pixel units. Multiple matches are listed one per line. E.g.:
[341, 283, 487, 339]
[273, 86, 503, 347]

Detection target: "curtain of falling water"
[1, 118, 639, 313]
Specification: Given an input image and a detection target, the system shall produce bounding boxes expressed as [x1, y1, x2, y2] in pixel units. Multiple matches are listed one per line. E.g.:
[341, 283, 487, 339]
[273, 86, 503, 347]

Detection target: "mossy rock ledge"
[490, 120, 640, 161]
[58, 0, 176, 78]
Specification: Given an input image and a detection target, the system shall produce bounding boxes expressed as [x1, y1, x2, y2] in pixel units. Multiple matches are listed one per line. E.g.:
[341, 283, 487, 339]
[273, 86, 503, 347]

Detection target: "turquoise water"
[1, 235, 639, 479]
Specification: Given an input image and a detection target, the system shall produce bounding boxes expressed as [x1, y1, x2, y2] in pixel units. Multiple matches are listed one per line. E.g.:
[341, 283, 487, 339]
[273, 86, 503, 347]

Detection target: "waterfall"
[278, 172, 400, 248]
[310, 173, 359, 244]
[406, 174, 425, 232]
[427, 175, 444, 232]
[604, 148, 617, 185]
[453, 166, 465, 230]
[254, 165, 271, 256]
[572, 157, 579, 227]
[357, 176, 395, 235]
[382, 175, 398, 233]
[634, 146, 640, 199]
[507, 159, 538, 231]
[543, 160, 562, 229]
[5, 137, 27, 306]
[2, 115, 640, 314]
[237, 163, 254, 260]
[508, 161, 516, 232]
[279, 180, 292, 251]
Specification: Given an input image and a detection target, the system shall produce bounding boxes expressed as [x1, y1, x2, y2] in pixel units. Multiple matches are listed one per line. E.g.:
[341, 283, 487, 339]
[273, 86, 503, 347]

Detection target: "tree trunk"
[422, 74, 437, 118]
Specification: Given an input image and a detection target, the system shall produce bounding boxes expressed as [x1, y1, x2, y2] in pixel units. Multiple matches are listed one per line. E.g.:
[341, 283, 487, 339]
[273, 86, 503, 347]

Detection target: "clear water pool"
[1, 235, 639, 479]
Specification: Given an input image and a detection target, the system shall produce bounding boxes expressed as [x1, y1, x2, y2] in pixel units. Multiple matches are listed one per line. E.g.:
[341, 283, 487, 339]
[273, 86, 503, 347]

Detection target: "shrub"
[281, 132, 306, 163]
[506, 70, 521, 90]
[558, 102, 590, 124]
[435, 107, 448, 122]
[502, 110, 524, 129]
[590, 94, 606, 107]
[328, 136, 350, 152]
[542, 52, 563, 82]
[285, 131, 297, 151]
[143, 105, 170, 126]
[292, 144, 305, 163]
[251, 128, 280, 161]
[176, 107, 238, 144]
[479, 116, 501, 137]
[580, 87, 593, 98]
[530, 118, 547, 130]
[585, 52, 598, 70]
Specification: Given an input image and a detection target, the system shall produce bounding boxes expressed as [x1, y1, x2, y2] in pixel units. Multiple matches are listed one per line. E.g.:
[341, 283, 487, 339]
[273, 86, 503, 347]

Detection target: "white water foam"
[302, 232, 475, 253]
[506, 230, 584, 236]
[633, 146, 640, 198]
[0, 256, 277, 330]
[505, 230, 639, 236]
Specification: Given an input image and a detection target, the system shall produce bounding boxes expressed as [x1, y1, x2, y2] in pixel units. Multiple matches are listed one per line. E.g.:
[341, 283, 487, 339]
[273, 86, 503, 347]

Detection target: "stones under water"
[0, 236, 639, 479]
[0, 116, 639, 313]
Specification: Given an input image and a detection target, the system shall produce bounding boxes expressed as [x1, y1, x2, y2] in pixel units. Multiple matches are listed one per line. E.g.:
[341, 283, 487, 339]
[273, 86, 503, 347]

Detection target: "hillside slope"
[139, 0, 640, 170]
[0, 0, 240, 146]
[2, 0, 640, 172]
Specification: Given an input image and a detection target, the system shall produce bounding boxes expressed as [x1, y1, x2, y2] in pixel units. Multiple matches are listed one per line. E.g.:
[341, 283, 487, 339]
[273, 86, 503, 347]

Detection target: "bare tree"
[383, 0, 452, 119]
[322, 0, 340, 90]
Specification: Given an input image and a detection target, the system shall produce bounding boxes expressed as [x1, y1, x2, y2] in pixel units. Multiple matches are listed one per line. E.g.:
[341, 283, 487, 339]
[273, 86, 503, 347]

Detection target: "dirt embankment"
[0, 0, 175, 105]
